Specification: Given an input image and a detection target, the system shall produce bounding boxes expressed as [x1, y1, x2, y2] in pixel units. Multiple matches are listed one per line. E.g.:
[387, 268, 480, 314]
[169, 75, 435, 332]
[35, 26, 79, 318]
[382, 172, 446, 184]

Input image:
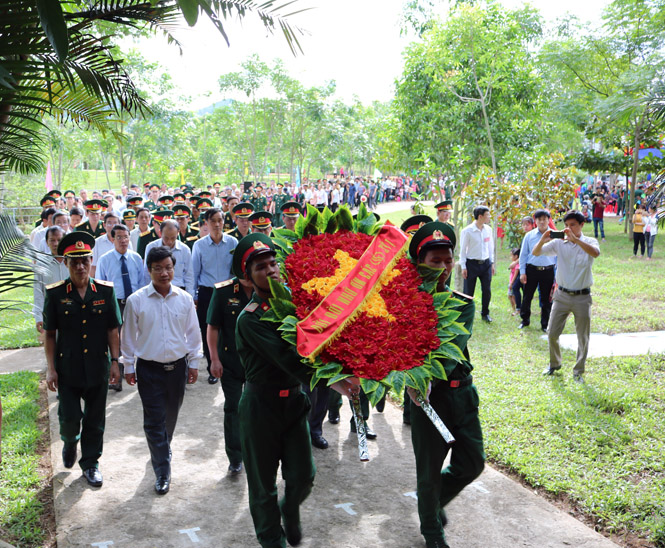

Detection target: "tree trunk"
[626, 115, 644, 238]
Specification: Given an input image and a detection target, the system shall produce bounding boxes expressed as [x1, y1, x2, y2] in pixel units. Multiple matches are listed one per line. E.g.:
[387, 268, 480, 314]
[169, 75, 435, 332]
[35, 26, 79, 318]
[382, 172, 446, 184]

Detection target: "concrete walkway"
[0, 348, 619, 548]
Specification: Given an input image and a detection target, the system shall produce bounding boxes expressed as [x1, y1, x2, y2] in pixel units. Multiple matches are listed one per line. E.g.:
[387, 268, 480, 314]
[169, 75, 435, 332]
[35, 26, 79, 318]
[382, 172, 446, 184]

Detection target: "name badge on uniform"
[228, 298, 240, 305]
[61, 299, 73, 304]
[93, 299, 106, 305]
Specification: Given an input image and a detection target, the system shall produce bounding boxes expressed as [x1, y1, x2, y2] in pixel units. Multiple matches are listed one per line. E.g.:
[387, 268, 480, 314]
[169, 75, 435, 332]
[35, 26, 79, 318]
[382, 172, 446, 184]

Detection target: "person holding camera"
[532, 211, 600, 383]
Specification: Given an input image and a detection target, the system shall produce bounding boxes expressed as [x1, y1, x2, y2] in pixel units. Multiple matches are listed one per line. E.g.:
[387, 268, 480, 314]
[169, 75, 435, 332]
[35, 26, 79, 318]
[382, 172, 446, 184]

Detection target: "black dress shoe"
[481, 315, 492, 323]
[82, 467, 103, 487]
[518, 322, 529, 329]
[228, 462, 243, 474]
[62, 442, 77, 469]
[542, 367, 558, 376]
[365, 426, 377, 440]
[283, 517, 302, 546]
[208, 374, 219, 384]
[328, 414, 340, 424]
[541, 327, 548, 333]
[155, 475, 170, 495]
[311, 435, 329, 449]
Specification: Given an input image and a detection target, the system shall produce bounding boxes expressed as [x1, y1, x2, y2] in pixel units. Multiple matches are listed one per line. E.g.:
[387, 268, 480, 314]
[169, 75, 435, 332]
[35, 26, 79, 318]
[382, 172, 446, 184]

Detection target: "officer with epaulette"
[144, 183, 161, 211]
[64, 190, 76, 210]
[401, 215, 434, 236]
[248, 211, 273, 236]
[223, 196, 239, 231]
[406, 221, 485, 548]
[272, 183, 289, 227]
[234, 233, 358, 548]
[136, 209, 173, 259]
[192, 197, 213, 229]
[43, 231, 122, 487]
[76, 200, 106, 238]
[250, 184, 267, 212]
[34, 195, 57, 228]
[228, 202, 254, 241]
[435, 200, 454, 225]
[278, 201, 302, 231]
[126, 195, 143, 212]
[173, 204, 199, 250]
[206, 274, 253, 474]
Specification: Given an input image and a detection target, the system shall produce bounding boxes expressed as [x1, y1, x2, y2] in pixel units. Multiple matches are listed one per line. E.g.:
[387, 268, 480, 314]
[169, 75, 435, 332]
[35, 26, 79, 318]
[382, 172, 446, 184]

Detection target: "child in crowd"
[508, 247, 521, 315]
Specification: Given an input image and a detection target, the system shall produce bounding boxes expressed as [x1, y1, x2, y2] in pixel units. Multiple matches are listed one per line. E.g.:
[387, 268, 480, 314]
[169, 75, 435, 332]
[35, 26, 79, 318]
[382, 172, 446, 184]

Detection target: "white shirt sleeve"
[120, 295, 139, 373]
[183, 295, 203, 367]
[540, 239, 560, 257]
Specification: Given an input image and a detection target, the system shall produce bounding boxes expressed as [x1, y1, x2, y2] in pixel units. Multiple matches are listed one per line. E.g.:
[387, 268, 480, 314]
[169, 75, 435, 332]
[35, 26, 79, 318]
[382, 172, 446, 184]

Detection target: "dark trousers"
[633, 232, 646, 255]
[593, 218, 605, 239]
[58, 382, 108, 470]
[302, 384, 330, 437]
[222, 367, 245, 466]
[520, 265, 554, 329]
[196, 286, 214, 374]
[410, 383, 485, 543]
[240, 389, 314, 548]
[463, 259, 492, 316]
[136, 358, 187, 477]
[511, 276, 522, 310]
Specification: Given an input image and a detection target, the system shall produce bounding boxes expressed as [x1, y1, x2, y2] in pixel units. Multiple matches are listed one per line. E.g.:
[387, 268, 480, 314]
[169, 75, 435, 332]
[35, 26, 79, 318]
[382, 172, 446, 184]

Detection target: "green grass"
[0, 371, 47, 547]
[0, 286, 40, 350]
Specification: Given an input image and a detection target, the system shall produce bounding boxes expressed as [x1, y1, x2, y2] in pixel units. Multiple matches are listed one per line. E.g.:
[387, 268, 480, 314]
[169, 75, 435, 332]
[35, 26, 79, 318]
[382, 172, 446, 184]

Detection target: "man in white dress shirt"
[533, 210, 600, 382]
[121, 246, 203, 495]
[33, 226, 69, 333]
[459, 206, 495, 322]
[91, 212, 122, 276]
[143, 220, 194, 297]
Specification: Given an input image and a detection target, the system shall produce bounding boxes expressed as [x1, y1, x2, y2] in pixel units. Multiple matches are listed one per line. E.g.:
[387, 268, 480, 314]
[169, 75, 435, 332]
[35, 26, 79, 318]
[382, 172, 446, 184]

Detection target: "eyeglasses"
[151, 266, 174, 274]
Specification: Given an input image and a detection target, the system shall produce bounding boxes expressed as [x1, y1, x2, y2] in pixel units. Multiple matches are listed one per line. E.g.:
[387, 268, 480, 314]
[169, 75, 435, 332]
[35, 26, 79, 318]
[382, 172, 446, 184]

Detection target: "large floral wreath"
[262, 204, 468, 406]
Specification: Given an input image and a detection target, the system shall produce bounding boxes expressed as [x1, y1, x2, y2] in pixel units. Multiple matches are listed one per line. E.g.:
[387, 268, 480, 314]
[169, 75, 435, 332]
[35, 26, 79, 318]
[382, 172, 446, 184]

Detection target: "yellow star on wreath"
[301, 249, 401, 321]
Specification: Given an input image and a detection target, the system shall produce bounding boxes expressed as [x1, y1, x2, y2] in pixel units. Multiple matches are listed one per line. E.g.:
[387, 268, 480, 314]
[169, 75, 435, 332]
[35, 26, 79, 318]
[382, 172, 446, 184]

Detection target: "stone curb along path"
[3, 349, 620, 547]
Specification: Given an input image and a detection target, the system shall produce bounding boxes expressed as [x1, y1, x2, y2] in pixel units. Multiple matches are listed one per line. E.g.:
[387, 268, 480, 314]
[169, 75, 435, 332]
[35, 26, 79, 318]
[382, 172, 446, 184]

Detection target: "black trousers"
[520, 265, 554, 329]
[196, 286, 214, 374]
[633, 232, 646, 255]
[302, 384, 330, 437]
[136, 358, 187, 477]
[463, 259, 492, 316]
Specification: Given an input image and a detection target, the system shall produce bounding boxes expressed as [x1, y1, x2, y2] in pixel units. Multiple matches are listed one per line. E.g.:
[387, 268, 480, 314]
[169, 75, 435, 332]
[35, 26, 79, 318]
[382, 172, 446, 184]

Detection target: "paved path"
[0, 348, 619, 548]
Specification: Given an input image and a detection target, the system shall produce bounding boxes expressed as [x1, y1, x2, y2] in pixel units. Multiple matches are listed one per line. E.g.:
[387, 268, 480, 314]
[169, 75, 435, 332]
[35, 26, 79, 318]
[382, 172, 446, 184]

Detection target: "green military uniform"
[251, 194, 268, 213]
[234, 234, 315, 548]
[75, 220, 105, 238]
[144, 200, 157, 212]
[182, 225, 200, 250]
[206, 278, 251, 467]
[223, 211, 236, 231]
[136, 227, 159, 259]
[272, 192, 289, 227]
[228, 227, 251, 241]
[241, 191, 253, 203]
[408, 222, 485, 548]
[43, 277, 122, 470]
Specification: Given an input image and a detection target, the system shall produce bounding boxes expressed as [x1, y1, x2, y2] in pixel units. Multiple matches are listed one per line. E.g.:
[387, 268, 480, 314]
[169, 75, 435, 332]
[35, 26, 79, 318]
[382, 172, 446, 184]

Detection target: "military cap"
[276, 182, 284, 188]
[63, 190, 76, 198]
[249, 211, 273, 229]
[280, 201, 303, 217]
[158, 195, 175, 206]
[58, 231, 95, 257]
[400, 215, 433, 235]
[213, 182, 221, 188]
[143, 182, 151, 188]
[197, 198, 213, 210]
[100, 199, 110, 211]
[152, 209, 174, 222]
[198, 190, 213, 199]
[232, 233, 276, 278]
[47, 189, 62, 199]
[149, 183, 161, 191]
[174, 192, 186, 202]
[233, 202, 255, 218]
[127, 195, 143, 205]
[40, 195, 57, 207]
[173, 204, 192, 217]
[83, 199, 105, 212]
[435, 200, 453, 211]
[123, 209, 137, 221]
[409, 222, 456, 260]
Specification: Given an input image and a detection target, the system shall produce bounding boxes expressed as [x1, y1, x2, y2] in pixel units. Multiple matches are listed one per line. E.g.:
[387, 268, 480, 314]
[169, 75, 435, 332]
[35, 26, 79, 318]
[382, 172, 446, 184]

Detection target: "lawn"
[0, 286, 40, 350]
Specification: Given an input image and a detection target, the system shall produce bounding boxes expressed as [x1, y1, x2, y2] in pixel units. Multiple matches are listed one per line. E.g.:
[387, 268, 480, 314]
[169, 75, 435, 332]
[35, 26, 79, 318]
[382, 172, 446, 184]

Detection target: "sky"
[124, 0, 610, 111]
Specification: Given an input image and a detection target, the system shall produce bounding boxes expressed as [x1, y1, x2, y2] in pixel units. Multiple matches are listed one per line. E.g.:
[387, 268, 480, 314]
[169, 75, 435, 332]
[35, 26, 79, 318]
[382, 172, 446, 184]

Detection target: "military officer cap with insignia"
[40, 195, 57, 208]
[47, 189, 62, 199]
[83, 199, 105, 213]
[400, 215, 434, 236]
[184, 189, 194, 198]
[127, 195, 143, 206]
[63, 189, 76, 198]
[57, 231, 96, 258]
[233, 202, 255, 218]
[249, 211, 272, 229]
[173, 204, 192, 217]
[158, 195, 175, 206]
[280, 201, 303, 217]
[232, 233, 276, 279]
[149, 183, 161, 191]
[198, 190, 213, 199]
[435, 200, 453, 212]
[174, 192, 186, 202]
[196, 197, 213, 210]
[213, 182, 221, 189]
[123, 209, 137, 221]
[152, 209, 174, 223]
[409, 221, 456, 261]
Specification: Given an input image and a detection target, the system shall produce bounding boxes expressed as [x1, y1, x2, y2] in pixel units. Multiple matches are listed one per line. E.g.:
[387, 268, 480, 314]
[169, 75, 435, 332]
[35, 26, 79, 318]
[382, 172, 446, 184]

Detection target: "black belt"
[559, 287, 591, 296]
[468, 259, 489, 264]
[137, 357, 186, 372]
[118, 298, 127, 305]
[245, 382, 301, 398]
[527, 264, 555, 271]
[437, 375, 473, 389]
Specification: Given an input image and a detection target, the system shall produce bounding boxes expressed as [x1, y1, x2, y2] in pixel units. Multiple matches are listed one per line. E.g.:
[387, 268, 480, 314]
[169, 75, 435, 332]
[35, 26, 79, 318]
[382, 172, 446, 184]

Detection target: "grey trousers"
[547, 288, 592, 375]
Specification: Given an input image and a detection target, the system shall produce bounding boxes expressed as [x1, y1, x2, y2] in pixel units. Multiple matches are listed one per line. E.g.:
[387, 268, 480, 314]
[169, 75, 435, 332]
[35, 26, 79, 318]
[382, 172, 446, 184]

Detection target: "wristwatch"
[111, 357, 119, 362]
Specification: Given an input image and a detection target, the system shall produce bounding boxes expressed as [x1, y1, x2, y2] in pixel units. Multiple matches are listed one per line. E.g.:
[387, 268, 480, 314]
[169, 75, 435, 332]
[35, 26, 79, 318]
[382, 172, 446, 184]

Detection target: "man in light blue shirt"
[518, 209, 557, 332]
[191, 208, 238, 384]
[143, 220, 194, 297]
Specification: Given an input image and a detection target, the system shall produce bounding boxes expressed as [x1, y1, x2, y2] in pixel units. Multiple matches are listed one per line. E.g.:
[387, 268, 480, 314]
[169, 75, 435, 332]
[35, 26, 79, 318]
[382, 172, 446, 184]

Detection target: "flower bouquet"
[263, 203, 469, 460]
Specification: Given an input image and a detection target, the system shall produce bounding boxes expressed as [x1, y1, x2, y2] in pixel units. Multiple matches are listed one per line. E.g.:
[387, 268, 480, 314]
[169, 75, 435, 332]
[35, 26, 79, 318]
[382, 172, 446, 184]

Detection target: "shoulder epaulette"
[45, 280, 65, 290]
[186, 235, 199, 241]
[190, 225, 200, 232]
[214, 279, 234, 289]
[224, 228, 234, 234]
[94, 279, 114, 287]
[245, 302, 259, 313]
[140, 229, 152, 237]
[452, 290, 474, 301]
[75, 221, 87, 228]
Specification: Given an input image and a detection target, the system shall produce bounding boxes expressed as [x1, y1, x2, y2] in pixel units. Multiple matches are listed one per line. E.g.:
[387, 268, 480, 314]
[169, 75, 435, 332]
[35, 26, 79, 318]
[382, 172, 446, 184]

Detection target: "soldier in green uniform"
[271, 184, 289, 227]
[122, 209, 137, 233]
[223, 196, 239, 231]
[406, 221, 485, 548]
[228, 202, 254, 241]
[234, 233, 357, 548]
[251, 185, 268, 213]
[279, 202, 303, 231]
[76, 200, 106, 238]
[248, 211, 273, 236]
[144, 183, 161, 211]
[173, 204, 200, 250]
[435, 200, 454, 226]
[241, 183, 254, 203]
[64, 189, 76, 210]
[173, 192, 187, 205]
[136, 209, 173, 259]
[192, 197, 213, 229]
[206, 275, 253, 474]
[158, 195, 175, 209]
[43, 232, 122, 487]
